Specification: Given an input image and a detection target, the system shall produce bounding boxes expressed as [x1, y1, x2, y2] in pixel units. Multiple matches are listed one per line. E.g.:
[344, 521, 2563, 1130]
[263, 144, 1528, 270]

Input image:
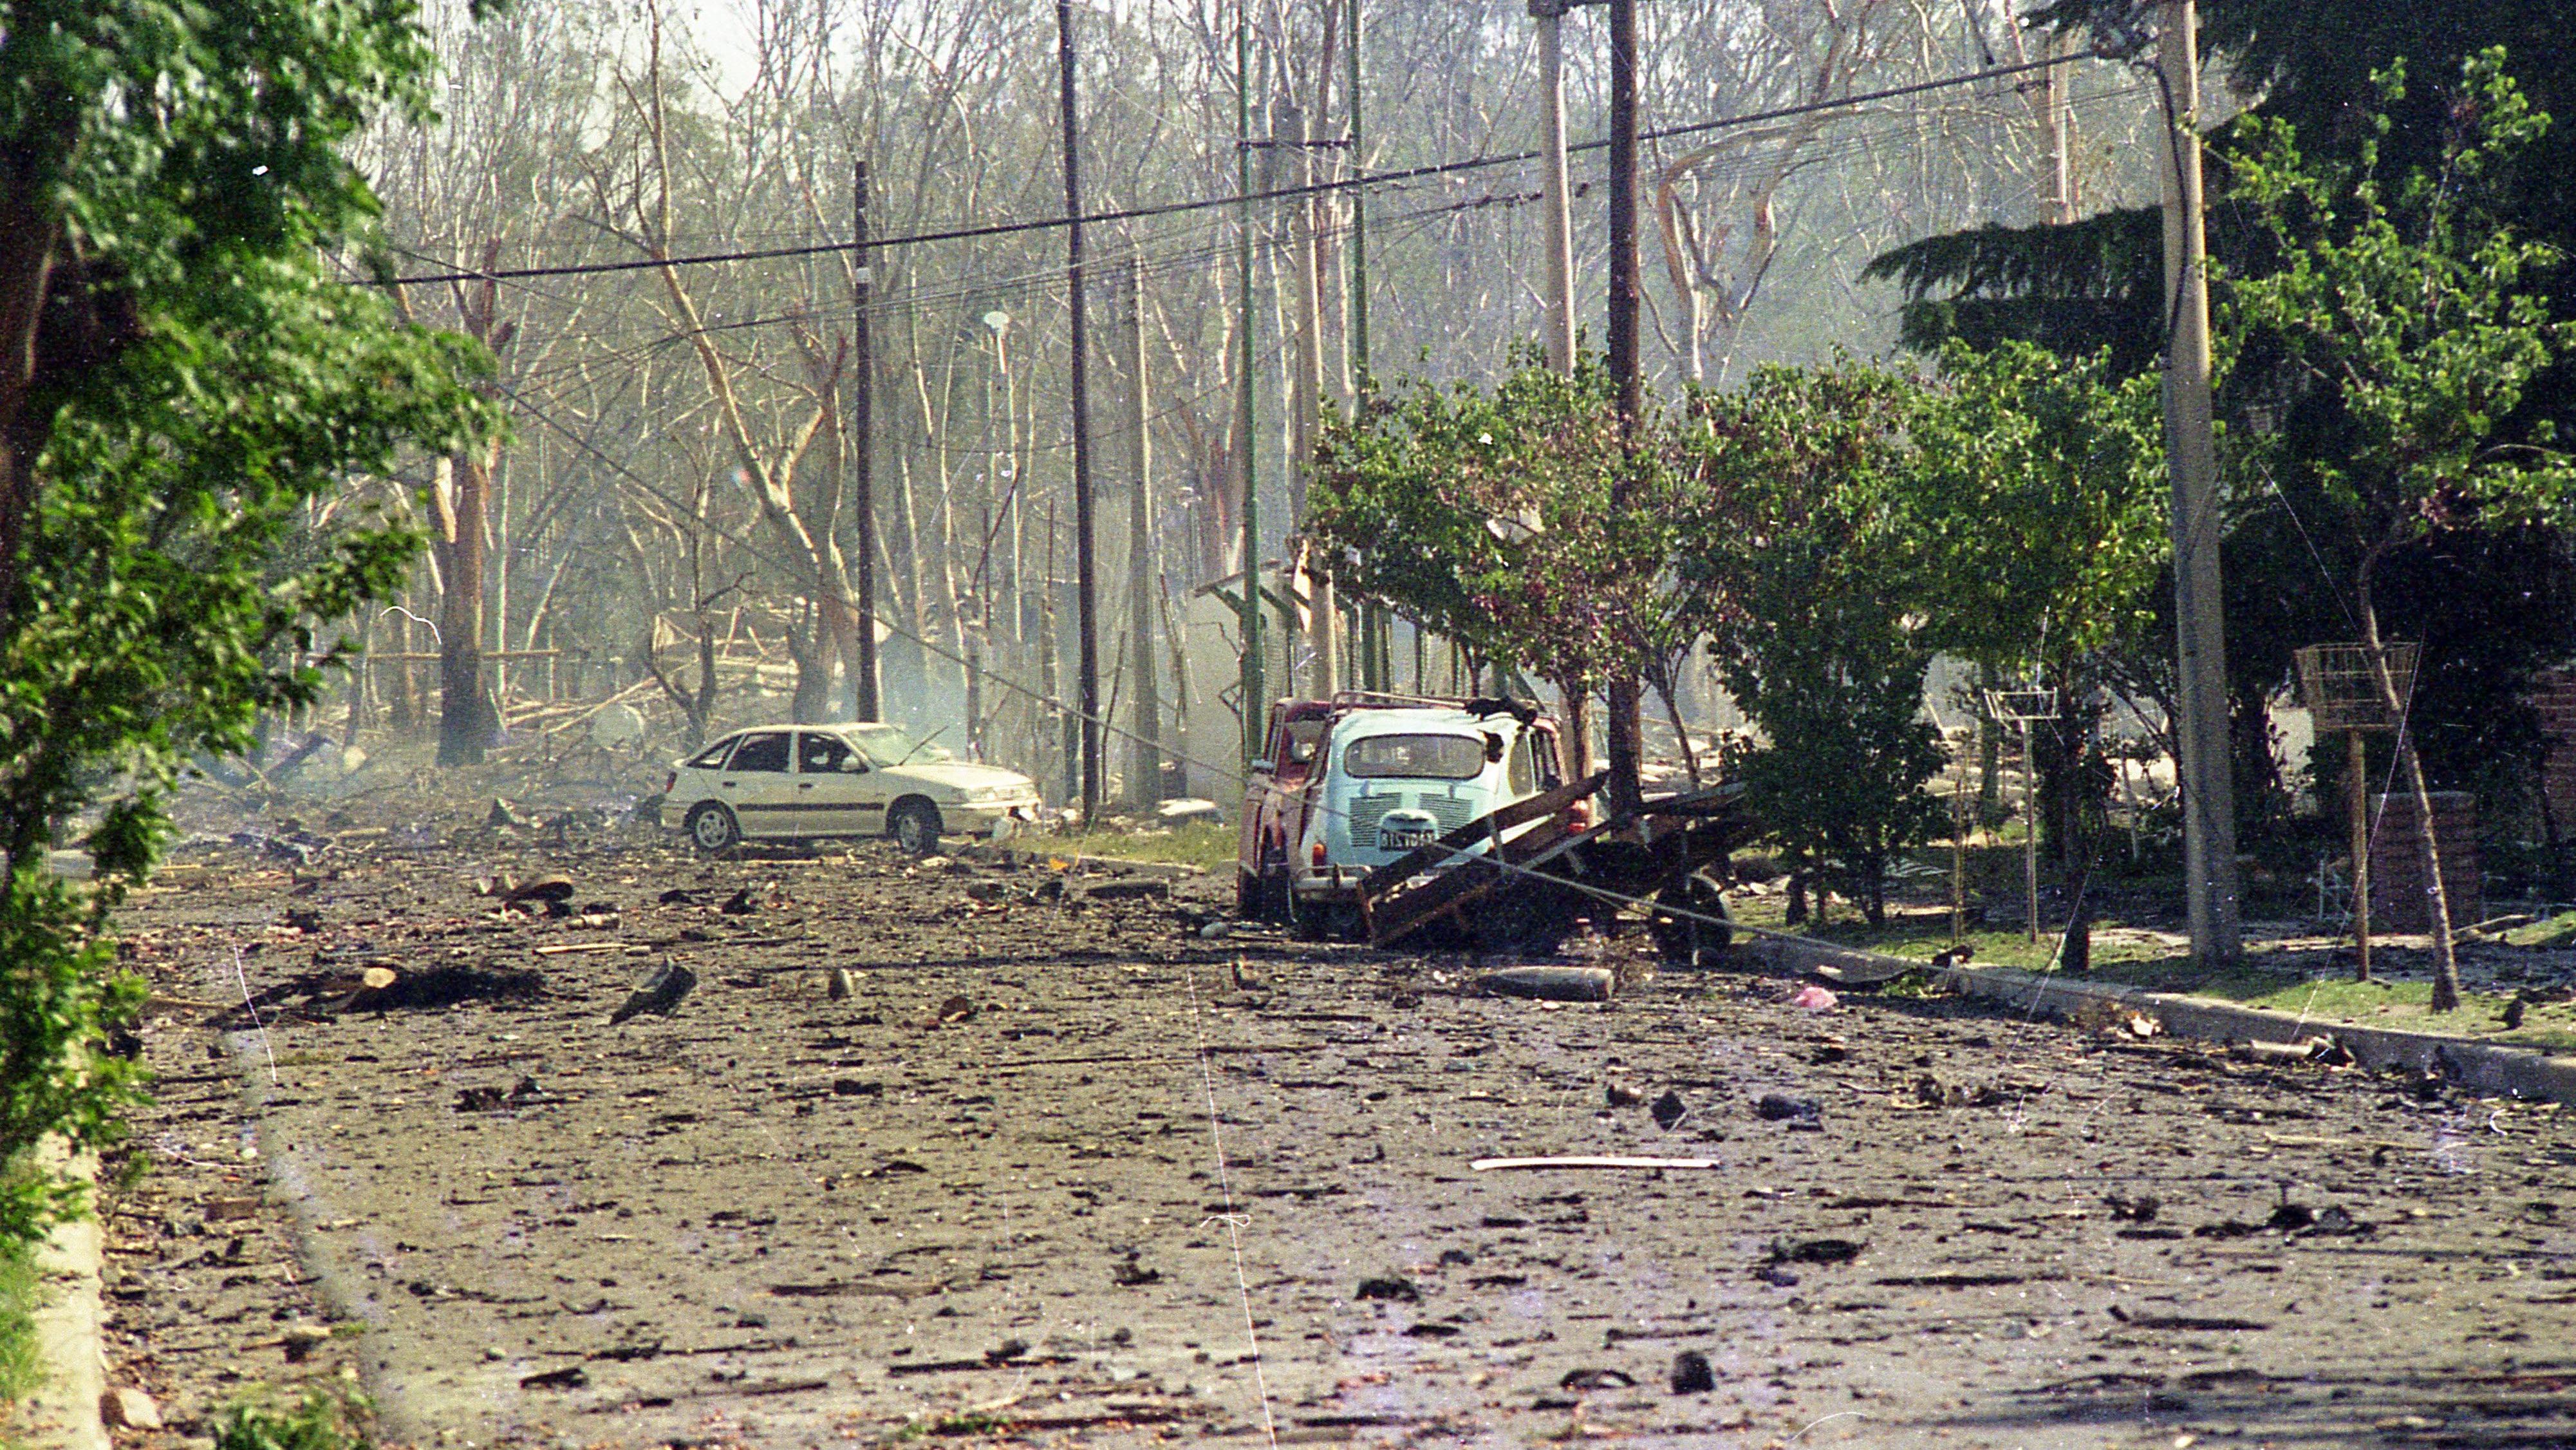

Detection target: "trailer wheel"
[1651, 869, 1734, 965]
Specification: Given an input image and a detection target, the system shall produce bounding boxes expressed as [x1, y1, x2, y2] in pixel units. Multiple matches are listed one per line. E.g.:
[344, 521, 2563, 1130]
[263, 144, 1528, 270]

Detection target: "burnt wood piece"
[1356, 771, 1607, 899]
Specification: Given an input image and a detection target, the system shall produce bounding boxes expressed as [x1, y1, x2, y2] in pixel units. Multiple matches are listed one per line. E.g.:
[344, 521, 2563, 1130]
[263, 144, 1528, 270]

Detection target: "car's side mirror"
[841, 758, 869, 773]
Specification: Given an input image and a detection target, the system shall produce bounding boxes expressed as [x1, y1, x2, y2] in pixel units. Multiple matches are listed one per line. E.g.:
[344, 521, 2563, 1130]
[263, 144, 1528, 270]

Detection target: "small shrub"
[0, 1224, 44, 1403]
[214, 1386, 373, 1450]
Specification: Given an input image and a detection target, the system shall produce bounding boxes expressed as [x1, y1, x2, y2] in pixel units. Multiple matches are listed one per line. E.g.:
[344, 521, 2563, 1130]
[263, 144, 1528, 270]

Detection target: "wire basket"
[1983, 688, 2060, 725]
[2295, 642, 2418, 733]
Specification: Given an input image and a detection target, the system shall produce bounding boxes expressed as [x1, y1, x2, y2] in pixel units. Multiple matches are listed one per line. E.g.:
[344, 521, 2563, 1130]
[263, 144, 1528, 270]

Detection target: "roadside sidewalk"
[15, 1142, 107, 1450]
[1748, 934, 2576, 1105]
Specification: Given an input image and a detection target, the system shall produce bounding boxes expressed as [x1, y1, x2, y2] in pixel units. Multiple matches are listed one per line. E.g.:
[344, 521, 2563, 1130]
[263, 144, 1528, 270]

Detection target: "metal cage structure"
[2294, 643, 2418, 734]
[1983, 688, 2060, 726]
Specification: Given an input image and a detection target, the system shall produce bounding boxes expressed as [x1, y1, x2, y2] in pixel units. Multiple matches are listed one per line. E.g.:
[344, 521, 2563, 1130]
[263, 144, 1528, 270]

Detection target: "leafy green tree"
[0, 0, 493, 1240]
[1881, 14, 2576, 846]
[2225, 52, 2575, 1009]
[1313, 353, 1688, 775]
[1903, 339, 2169, 965]
[1679, 360, 1948, 926]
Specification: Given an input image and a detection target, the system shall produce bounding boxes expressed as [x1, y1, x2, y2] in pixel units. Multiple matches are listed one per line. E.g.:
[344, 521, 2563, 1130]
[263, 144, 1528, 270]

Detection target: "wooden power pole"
[1235, 0, 1265, 760]
[1601, 0, 1646, 817]
[1125, 255, 1162, 808]
[1056, 0, 1103, 820]
[1533, 0, 1578, 373]
[2158, 0, 2241, 965]
[849, 157, 881, 722]
[1288, 100, 1336, 698]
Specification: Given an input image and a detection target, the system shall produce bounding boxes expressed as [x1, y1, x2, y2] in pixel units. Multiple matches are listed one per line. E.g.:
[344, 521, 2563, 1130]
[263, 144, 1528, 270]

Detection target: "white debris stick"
[1471, 1156, 1721, 1172]
[230, 945, 279, 1085]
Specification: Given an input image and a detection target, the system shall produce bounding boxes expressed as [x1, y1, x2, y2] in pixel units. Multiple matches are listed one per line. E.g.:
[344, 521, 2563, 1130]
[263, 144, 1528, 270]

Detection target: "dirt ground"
[89, 786, 2576, 1449]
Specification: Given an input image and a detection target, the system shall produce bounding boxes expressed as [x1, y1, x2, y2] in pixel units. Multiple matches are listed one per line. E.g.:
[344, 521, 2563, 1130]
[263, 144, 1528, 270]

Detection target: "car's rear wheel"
[889, 798, 942, 856]
[684, 802, 740, 852]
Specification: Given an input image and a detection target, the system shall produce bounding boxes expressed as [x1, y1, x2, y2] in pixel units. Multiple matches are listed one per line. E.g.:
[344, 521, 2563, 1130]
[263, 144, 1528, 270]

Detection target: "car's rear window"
[1342, 733, 1486, 780]
[687, 740, 736, 769]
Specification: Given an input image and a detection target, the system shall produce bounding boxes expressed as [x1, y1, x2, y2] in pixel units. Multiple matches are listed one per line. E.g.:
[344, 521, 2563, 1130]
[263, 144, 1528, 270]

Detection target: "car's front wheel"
[889, 798, 942, 856]
[684, 802, 741, 852]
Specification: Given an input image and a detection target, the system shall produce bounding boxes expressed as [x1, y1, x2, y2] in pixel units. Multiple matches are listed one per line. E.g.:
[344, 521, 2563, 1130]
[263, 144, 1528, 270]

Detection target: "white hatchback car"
[662, 723, 1040, 853]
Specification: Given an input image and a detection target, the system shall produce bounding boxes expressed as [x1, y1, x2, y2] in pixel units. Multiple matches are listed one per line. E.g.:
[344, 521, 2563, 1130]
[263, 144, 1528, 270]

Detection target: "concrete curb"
[17, 1142, 107, 1450]
[1742, 936, 2576, 1107]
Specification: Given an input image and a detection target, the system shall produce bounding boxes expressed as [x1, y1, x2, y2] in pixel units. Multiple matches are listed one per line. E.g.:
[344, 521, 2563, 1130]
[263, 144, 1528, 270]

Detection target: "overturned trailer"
[1354, 773, 1758, 959]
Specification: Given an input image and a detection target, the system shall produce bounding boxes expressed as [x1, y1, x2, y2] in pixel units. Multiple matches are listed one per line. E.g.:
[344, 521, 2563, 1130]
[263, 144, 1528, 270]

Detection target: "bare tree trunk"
[431, 242, 512, 767]
[2358, 547, 2459, 1010]
[434, 451, 499, 766]
[1553, 673, 1593, 780]
[386, 590, 418, 733]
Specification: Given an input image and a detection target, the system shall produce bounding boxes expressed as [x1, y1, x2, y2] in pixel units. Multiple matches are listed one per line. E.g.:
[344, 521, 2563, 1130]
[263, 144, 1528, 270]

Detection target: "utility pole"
[1532, 0, 1578, 373]
[1345, 0, 1368, 384]
[1345, 0, 1390, 693]
[1235, 0, 1265, 761]
[1042, 498, 1065, 803]
[2158, 0, 2241, 965]
[2044, 32, 2076, 225]
[1601, 0, 1646, 817]
[1533, 0, 1589, 762]
[1056, 0, 1102, 820]
[1125, 255, 1162, 808]
[1287, 100, 1336, 698]
[849, 158, 881, 722]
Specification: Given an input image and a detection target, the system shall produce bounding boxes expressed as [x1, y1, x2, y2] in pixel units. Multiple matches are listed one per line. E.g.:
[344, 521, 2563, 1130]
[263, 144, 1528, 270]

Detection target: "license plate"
[1378, 827, 1435, 851]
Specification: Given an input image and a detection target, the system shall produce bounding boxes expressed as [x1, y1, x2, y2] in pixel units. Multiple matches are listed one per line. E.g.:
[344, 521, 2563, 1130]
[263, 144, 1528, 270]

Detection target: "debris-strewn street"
[102, 800, 2576, 1449]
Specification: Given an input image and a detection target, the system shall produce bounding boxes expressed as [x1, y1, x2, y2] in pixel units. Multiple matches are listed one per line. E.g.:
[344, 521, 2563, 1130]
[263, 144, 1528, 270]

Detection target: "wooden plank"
[1365, 857, 1507, 945]
[1356, 771, 1605, 898]
[1638, 782, 1749, 816]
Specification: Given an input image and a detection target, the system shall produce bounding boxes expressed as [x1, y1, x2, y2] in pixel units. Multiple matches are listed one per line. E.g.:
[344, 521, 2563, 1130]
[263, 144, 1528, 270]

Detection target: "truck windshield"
[1343, 733, 1486, 780]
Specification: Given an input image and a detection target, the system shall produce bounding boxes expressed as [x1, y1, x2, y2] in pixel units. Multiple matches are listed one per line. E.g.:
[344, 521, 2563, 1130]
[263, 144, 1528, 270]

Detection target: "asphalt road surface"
[101, 811, 2576, 1449]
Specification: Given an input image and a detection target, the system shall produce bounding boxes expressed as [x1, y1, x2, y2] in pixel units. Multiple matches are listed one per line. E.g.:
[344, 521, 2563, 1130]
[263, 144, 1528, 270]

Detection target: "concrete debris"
[100, 1384, 163, 1429]
[1084, 880, 1170, 902]
[1477, 966, 1613, 1003]
[504, 874, 576, 905]
[610, 961, 698, 1025]
[1755, 1093, 1821, 1123]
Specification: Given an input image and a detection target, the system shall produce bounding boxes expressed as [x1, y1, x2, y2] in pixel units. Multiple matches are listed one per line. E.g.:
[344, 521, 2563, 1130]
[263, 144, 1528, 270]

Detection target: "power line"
[385, 52, 2080, 287]
[488, 372, 1778, 954]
